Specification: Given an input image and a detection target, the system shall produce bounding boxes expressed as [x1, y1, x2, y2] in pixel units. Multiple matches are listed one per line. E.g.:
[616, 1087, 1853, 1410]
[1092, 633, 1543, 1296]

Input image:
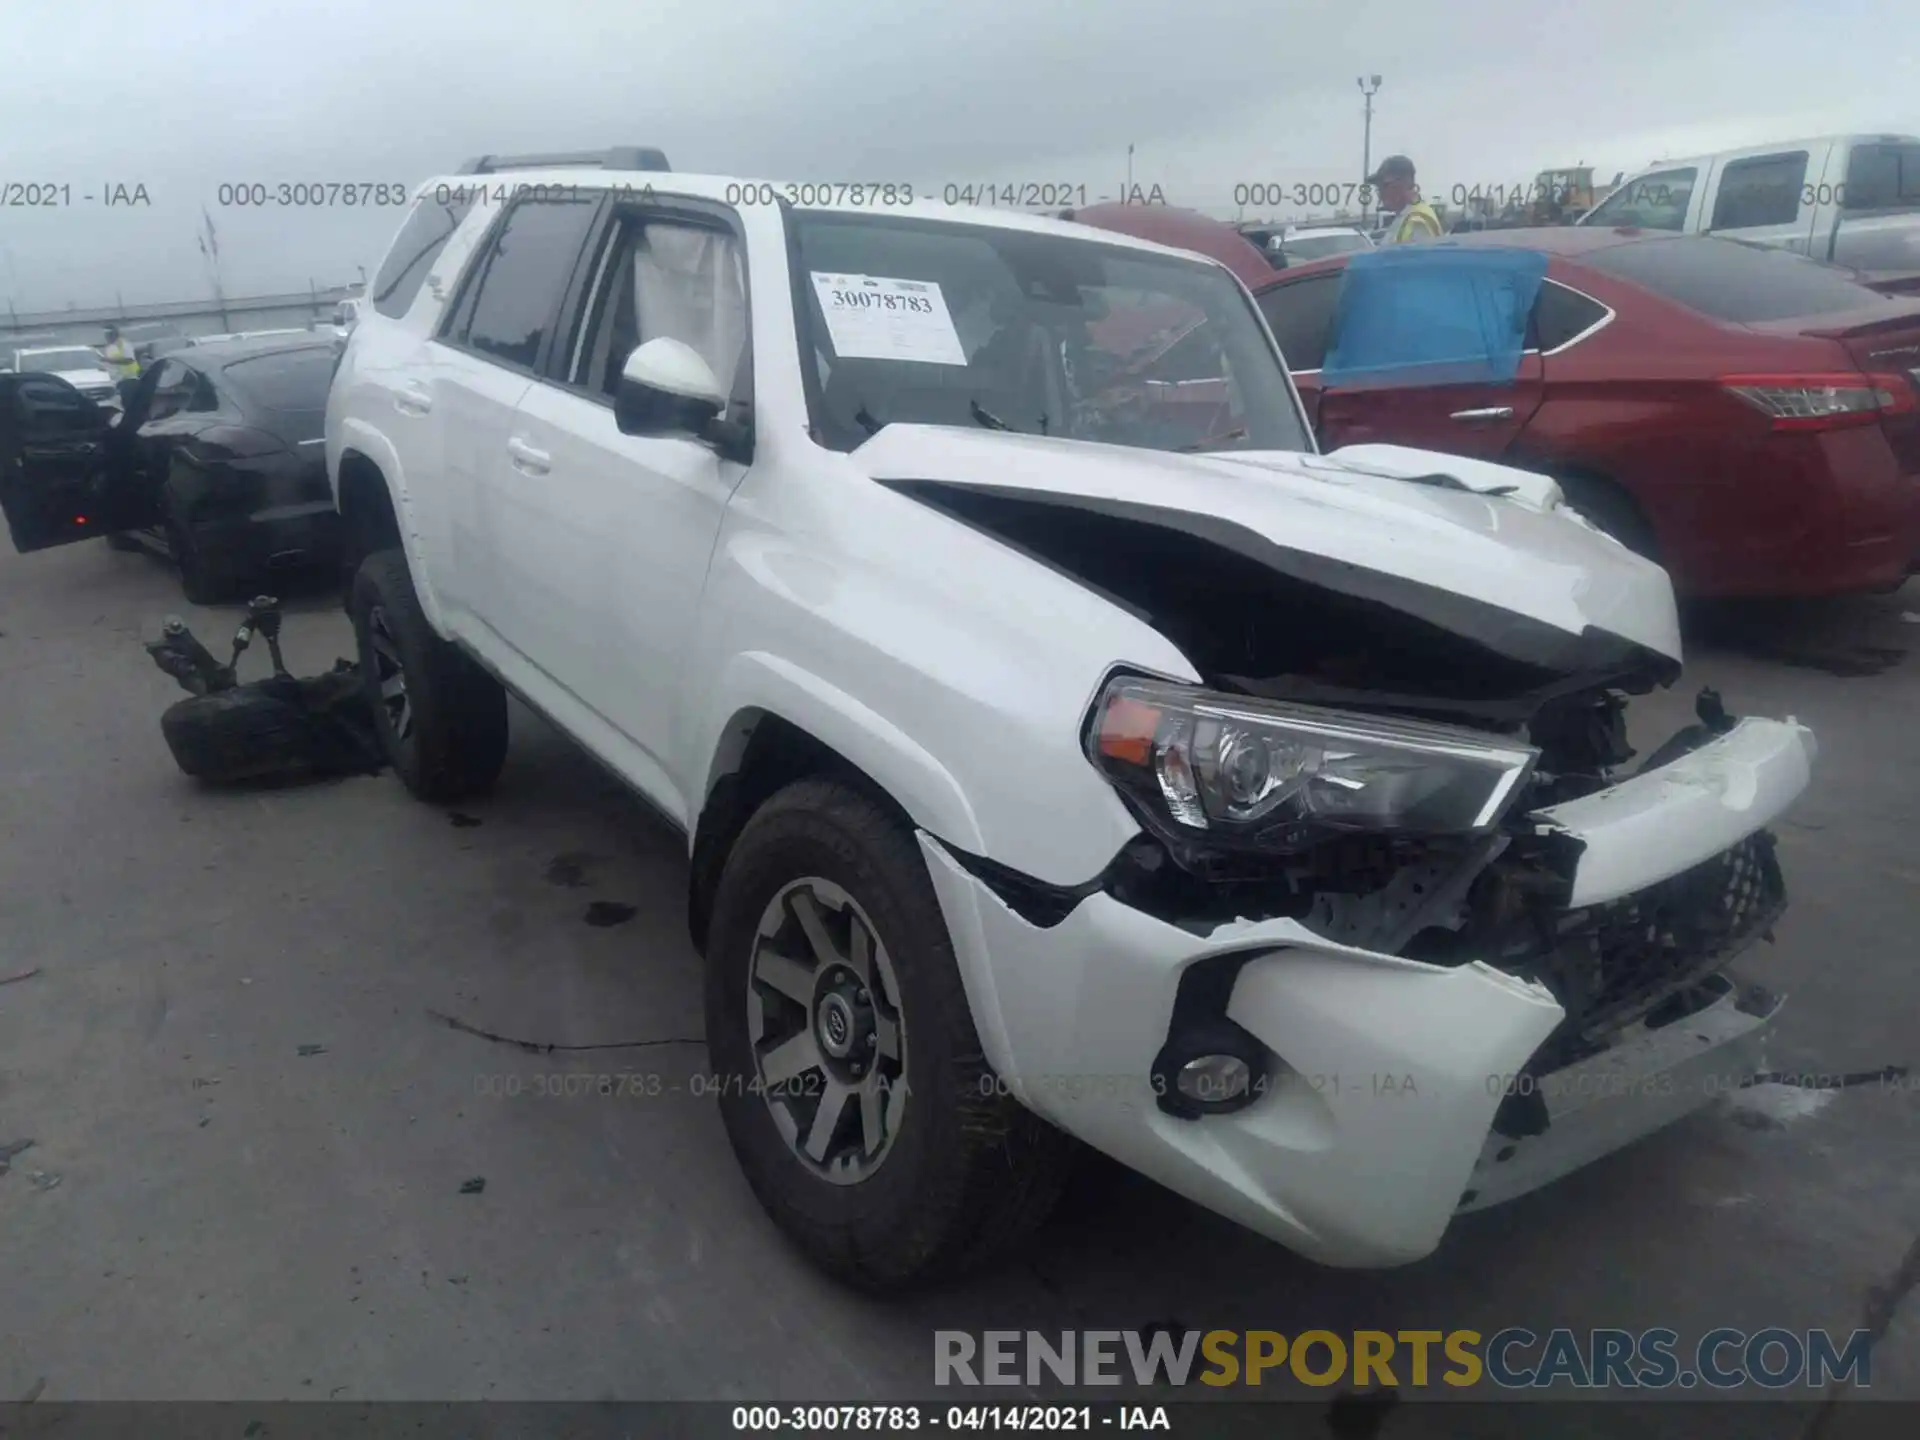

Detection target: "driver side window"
[573, 215, 750, 416]
[1586, 168, 1697, 231]
[147, 360, 199, 420]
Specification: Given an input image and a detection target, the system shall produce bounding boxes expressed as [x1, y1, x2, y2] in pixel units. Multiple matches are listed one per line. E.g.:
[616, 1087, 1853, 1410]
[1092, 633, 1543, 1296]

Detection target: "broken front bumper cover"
[923, 716, 1815, 1267]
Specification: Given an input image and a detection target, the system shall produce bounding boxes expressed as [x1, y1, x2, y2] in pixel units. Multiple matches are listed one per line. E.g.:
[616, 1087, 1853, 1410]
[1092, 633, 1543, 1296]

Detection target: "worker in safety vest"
[100, 326, 141, 383]
[1368, 155, 1443, 244]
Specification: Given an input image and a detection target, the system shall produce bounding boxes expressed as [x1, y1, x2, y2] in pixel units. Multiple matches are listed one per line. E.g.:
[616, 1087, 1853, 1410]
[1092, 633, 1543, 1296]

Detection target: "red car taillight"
[1721, 372, 1918, 432]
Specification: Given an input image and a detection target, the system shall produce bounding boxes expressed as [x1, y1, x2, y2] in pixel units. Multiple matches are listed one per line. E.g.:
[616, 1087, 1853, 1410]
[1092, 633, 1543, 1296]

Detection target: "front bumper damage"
[922, 716, 1816, 1267]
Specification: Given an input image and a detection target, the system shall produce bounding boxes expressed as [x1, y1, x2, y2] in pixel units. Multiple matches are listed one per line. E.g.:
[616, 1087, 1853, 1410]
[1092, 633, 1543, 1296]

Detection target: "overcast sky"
[2, 0, 1915, 311]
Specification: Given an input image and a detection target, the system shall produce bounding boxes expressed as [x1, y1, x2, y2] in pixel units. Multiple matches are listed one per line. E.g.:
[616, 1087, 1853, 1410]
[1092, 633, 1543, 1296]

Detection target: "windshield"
[789, 211, 1311, 456]
[1284, 233, 1370, 260]
[18, 346, 105, 373]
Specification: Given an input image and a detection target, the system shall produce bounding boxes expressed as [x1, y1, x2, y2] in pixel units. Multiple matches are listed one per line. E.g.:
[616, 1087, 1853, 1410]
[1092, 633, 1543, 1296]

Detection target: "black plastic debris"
[459, 1177, 486, 1195]
[449, 813, 483, 828]
[144, 597, 386, 786]
[584, 901, 638, 928]
[297, 1044, 328, 1057]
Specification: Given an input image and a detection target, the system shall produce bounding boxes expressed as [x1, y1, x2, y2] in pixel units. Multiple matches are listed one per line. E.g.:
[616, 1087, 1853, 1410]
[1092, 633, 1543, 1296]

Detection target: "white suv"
[327, 149, 1817, 1290]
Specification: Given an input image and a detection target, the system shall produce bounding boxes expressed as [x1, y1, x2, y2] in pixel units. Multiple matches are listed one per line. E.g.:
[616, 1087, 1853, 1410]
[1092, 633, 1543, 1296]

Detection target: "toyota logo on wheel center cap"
[818, 994, 855, 1058]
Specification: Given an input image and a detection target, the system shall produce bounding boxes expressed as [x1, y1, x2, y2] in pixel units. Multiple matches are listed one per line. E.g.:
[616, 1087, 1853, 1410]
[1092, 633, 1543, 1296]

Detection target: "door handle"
[394, 383, 433, 416]
[1449, 406, 1514, 423]
[506, 436, 551, 474]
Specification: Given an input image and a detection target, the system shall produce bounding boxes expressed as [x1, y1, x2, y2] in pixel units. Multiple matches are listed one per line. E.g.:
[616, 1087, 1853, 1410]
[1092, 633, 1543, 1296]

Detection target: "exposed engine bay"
[908, 481, 1789, 1081]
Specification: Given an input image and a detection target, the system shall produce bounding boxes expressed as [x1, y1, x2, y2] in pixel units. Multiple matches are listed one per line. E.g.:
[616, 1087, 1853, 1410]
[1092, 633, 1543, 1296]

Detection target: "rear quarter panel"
[326, 188, 498, 631]
[1512, 262, 1872, 590]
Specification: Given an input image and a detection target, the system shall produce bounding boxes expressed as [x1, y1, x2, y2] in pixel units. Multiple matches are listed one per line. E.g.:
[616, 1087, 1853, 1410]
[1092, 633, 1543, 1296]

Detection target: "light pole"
[1358, 75, 1383, 219]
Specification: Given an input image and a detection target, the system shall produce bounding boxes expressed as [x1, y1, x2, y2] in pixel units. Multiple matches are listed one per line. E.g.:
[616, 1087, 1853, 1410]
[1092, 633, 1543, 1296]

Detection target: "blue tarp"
[1320, 245, 1548, 389]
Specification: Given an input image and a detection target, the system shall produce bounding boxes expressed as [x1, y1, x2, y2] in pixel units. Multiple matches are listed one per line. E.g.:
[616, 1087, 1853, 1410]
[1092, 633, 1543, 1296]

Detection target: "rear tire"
[167, 513, 238, 606]
[705, 778, 1073, 1292]
[347, 548, 508, 802]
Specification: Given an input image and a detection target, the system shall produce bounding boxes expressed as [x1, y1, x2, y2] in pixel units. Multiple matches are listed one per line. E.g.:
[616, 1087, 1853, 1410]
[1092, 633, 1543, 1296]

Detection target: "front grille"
[1527, 831, 1785, 1047]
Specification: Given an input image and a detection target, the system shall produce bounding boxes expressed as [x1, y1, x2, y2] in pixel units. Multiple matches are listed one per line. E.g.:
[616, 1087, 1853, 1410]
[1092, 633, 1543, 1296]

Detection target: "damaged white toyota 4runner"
[328, 150, 1816, 1290]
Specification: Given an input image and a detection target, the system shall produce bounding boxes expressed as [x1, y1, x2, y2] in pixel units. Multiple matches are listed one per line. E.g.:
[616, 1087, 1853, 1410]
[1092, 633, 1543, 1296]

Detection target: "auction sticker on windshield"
[810, 273, 967, 365]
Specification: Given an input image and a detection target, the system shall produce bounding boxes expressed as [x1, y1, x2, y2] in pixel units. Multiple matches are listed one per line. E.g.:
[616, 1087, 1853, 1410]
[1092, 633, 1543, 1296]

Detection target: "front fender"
[685, 495, 1196, 887]
[699, 651, 987, 858]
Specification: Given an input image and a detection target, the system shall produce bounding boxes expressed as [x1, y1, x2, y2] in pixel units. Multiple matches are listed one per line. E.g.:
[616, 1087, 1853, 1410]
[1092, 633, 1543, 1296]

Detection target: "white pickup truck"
[322, 149, 1816, 1291]
[1581, 133, 1920, 293]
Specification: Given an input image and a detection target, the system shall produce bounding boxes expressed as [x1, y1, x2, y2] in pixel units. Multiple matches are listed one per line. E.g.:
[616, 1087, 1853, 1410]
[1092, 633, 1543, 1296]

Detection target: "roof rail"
[456, 147, 671, 176]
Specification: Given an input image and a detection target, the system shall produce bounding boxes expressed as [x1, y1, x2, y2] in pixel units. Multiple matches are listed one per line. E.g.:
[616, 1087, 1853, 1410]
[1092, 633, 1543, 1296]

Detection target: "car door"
[1255, 270, 1344, 434]
[506, 201, 750, 799]
[1702, 147, 1821, 255]
[0, 373, 156, 552]
[430, 190, 604, 655]
[1308, 250, 1546, 458]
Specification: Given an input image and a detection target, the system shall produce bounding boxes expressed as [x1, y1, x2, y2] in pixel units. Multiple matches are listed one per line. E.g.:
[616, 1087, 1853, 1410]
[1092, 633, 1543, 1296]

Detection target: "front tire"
[347, 549, 508, 802]
[705, 778, 1073, 1291]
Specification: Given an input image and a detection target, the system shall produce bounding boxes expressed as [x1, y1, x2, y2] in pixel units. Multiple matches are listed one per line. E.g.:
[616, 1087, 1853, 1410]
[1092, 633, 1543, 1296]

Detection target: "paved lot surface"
[1, 539, 1916, 1430]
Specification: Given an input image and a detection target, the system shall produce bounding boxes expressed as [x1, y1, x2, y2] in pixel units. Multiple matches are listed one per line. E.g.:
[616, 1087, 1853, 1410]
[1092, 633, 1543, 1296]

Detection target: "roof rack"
[456, 147, 671, 176]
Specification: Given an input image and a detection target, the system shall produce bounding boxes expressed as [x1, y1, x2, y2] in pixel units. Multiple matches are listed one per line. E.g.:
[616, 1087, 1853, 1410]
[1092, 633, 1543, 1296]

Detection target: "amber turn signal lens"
[1096, 694, 1162, 766]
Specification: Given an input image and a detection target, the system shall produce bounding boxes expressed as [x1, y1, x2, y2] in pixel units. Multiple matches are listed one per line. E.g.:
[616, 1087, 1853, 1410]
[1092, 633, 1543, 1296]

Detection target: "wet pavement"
[1, 538, 1915, 1429]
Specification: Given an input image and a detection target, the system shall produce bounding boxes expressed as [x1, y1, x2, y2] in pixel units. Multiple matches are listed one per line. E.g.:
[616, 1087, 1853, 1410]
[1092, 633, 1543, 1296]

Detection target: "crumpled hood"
[850, 426, 1682, 664]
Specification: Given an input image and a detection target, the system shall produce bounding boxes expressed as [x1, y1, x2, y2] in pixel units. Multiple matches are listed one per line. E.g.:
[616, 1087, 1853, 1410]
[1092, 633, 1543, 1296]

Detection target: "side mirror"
[614, 338, 727, 439]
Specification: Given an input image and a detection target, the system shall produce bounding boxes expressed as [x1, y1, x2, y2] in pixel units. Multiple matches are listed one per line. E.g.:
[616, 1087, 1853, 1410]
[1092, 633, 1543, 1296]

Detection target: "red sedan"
[1249, 229, 1920, 597]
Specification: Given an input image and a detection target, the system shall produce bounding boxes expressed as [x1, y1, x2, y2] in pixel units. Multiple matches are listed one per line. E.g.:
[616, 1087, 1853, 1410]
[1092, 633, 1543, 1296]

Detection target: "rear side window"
[1531, 282, 1610, 350]
[1710, 152, 1808, 229]
[1585, 236, 1887, 322]
[370, 191, 476, 320]
[1257, 274, 1342, 371]
[1585, 167, 1697, 231]
[221, 349, 339, 409]
[1844, 142, 1920, 212]
[450, 196, 600, 370]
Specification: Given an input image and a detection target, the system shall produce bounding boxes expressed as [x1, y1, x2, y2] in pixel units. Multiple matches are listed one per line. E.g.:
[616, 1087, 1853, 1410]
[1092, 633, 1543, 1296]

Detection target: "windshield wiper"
[969, 399, 1013, 432]
[1176, 426, 1249, 453]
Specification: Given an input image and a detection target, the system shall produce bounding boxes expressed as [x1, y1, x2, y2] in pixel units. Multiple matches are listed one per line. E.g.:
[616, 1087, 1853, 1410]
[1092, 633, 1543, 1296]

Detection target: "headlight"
[1086, 676, 1538, 854]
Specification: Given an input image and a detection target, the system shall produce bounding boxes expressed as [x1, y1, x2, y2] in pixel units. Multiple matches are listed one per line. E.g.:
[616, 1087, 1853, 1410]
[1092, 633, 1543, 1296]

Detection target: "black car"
[0, 335, 342, 602]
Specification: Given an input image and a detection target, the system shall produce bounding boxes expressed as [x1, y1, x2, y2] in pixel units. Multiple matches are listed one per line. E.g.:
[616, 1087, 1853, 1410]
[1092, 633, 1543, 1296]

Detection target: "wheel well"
[336, 452, 403, 578]
[1527, 460, 1661, 560]
[686, 710, 916, 956]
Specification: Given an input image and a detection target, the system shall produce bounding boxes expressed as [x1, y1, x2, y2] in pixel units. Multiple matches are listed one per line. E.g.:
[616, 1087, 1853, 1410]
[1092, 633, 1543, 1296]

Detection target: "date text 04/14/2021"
[729, 1404, 1172, 1431]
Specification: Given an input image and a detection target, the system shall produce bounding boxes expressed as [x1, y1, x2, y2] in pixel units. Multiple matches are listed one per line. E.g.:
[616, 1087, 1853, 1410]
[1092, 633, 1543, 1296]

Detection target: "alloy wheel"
[747, 877, 908, 1184]
[366, 605, 414, 746]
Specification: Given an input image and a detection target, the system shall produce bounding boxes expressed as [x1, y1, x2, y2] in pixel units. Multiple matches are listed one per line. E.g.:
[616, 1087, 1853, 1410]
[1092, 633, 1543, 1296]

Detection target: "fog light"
[1177, 1054, 1251, 1105]
[1152, 1014, 1268, 1119]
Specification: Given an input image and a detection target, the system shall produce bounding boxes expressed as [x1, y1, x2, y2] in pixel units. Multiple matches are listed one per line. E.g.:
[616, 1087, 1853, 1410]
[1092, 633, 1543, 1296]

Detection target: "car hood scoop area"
[857, 425, 1682, 718]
